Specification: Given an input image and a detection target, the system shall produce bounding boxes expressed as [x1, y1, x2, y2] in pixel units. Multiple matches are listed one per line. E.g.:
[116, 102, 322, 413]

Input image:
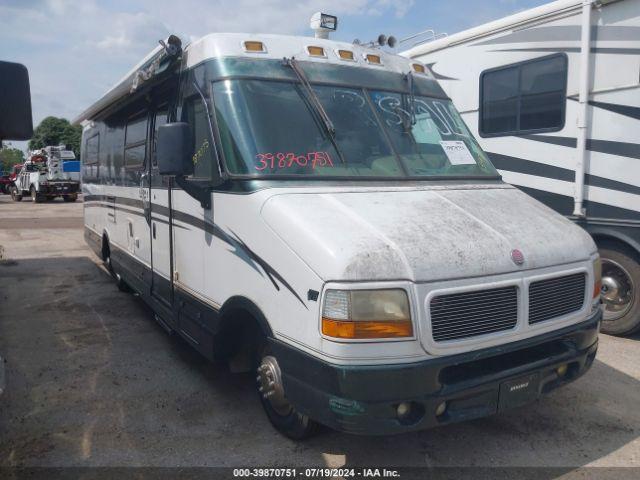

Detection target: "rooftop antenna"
[310, 12, 338, 39]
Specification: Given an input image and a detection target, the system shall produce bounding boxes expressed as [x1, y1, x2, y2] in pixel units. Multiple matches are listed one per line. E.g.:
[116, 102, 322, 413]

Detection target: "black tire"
[30, 186, 44, 203]
[599, 246, 640, 336]
[103, 239, 133, 293]
[63, 195, 77, 202]
[254, 341, 318, 440]
[10, 186, 22, 202]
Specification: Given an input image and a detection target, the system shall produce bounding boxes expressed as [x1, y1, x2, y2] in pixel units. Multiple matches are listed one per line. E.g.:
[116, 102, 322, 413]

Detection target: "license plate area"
[498, 373, 540, 410]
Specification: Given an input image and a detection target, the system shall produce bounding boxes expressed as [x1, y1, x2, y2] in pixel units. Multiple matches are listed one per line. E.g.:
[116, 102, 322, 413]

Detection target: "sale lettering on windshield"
[255, 151, 334, 171]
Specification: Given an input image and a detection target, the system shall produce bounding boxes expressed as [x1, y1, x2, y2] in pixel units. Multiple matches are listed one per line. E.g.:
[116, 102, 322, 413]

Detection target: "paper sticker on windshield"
[439, 141, 476, 165]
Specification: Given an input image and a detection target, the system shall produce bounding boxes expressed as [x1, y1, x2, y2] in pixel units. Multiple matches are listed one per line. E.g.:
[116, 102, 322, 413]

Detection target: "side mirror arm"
[174, 175, 211, 210]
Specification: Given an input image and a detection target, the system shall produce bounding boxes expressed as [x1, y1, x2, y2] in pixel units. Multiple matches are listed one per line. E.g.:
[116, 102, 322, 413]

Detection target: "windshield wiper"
[283, 57, 346, 163]
[404, 71, 417, 127]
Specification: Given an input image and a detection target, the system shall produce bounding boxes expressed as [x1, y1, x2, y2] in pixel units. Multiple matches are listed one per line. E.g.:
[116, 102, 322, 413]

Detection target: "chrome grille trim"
[529, 273, 586, 325]
[430, 286, 518, 342]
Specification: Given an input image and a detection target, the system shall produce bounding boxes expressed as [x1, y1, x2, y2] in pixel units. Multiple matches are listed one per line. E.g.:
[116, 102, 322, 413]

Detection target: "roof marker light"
[412, 63, 426, 74]
[244, 41, 266, 53]
[364, 53, 382, 65]
[337, 49, 355, 61]
[307, 46, 326, 57]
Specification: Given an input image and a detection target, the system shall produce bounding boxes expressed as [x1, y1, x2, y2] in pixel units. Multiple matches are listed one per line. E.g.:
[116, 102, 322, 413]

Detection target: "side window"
[480, 54, 567, 136]
[124, 112, 148, 169]
[85, 133, 100, 165]
[152, 105, 169, 166]
[182, 96, 214, 179]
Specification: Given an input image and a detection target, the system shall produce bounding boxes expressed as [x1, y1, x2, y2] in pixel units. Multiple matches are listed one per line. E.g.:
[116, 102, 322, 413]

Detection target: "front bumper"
[271, 308, 601, 435]
[39, 182, 79, 195]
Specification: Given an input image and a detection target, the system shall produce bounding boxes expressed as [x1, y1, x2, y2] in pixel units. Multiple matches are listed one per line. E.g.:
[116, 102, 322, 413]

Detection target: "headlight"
[322, 289, 413, 339]
[592, 256, 602, 300]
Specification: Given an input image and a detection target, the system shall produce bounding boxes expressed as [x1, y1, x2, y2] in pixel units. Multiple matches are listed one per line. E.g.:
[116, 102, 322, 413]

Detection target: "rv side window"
[152, 105, 169, 167]
[124, 112, 148, 170]
[85, 133, 100, 165]
[480, 54, 567, 136]
[183, 96, 214, 179]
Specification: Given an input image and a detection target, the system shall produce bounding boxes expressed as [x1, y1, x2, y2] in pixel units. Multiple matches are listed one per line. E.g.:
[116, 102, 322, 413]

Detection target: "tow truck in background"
[0, 163, 24, 194]
[10, 145, 80, 202]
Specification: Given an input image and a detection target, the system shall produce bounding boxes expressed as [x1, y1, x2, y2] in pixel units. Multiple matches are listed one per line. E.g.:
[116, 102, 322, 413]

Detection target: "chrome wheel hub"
[601, 259, 635, 321]
[601, 276, 620, 302]
[256, 355, 291, 416]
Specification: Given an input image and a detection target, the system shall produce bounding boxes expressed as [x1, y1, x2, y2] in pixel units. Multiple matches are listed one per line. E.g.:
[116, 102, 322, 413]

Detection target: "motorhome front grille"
[430, 286, 518, 342]
[528, 273, 586, 325]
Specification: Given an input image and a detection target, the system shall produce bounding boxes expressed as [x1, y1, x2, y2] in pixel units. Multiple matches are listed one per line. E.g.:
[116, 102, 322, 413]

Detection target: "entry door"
[149, 104, 172, 305]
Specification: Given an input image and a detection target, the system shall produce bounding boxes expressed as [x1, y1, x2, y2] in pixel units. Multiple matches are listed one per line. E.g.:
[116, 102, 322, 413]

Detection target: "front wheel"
[10, 186, 22, 202]
[30, 186, 44, 203]
[599, 246, 640, 336]
[103, 240, 133, 293]
[255, 345, 318, 440]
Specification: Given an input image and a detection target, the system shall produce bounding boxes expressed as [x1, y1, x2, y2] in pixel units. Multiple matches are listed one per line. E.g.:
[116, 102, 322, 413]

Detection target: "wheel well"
[592, 234, 640, 262]
[101, 233, 110, 261]
[213, 301, 272, 370]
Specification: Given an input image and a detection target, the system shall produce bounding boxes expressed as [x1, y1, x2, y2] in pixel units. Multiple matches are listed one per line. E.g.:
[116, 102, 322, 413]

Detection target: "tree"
[29, 117, 82, 158]
[0, 142, 25, 173]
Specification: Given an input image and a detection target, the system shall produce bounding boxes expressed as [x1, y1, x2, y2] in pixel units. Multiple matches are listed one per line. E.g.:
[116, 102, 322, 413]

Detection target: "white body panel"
[402, 0, 640, 221]
[84, 181, 598, 365]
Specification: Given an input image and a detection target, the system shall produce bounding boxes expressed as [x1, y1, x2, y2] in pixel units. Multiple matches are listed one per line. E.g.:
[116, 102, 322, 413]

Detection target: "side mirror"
[0, 61, 33, 141]
[157, 122, 194, 176]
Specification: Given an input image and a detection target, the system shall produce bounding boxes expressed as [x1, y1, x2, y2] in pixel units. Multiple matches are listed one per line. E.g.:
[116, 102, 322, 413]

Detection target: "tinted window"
[85, 133, 100, 165]
[183, 96, 215, 179]
[152, 106, 169, 166]
[124, 145, 145, 169]
[481, 67, 519, 135]
[124, 112, 147, 169]
[125, 113, 147, 145]
[480, 54, 567, 136]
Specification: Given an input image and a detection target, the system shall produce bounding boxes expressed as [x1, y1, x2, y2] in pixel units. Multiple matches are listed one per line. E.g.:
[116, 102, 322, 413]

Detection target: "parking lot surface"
[0, 194, 639, 471]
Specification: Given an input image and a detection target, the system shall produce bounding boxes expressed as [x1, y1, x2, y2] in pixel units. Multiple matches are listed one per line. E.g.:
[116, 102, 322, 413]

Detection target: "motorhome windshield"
[211, 79, 497, 179]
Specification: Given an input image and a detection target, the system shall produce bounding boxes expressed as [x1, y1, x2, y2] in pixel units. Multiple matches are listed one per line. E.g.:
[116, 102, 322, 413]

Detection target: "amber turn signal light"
[592, 257, 602, 299]
[322, 318, 413, 339]
[412, 63, 426, 73]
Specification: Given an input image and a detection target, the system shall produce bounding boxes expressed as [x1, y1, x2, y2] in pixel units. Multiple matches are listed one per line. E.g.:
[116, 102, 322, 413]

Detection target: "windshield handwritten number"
[255, 151, 334, 171]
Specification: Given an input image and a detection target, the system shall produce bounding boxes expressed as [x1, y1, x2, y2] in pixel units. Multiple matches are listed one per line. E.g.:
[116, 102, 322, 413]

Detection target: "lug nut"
[397, 402, 411, 418]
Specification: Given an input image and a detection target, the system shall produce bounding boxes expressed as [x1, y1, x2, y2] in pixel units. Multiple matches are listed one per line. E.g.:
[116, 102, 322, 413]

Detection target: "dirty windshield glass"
[368, 91, 496, 176]
[211, 79, 497, 178]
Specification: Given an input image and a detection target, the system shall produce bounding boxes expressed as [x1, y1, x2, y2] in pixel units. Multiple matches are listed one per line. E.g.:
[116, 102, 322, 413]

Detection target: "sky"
[1, 0, 548, 152]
